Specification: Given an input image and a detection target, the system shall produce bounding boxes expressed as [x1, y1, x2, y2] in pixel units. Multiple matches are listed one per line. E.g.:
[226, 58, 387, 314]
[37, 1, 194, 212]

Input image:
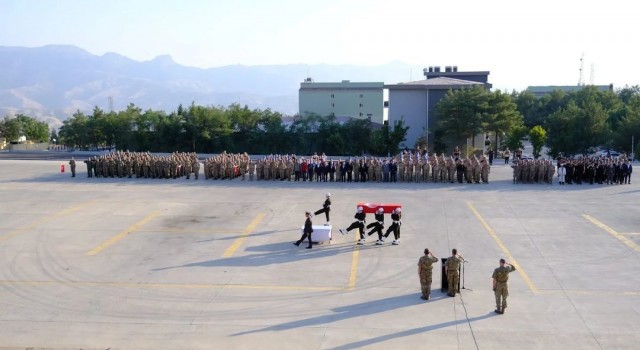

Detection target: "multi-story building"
[298, 79, 384, 124]
[385, 66, 492, 149]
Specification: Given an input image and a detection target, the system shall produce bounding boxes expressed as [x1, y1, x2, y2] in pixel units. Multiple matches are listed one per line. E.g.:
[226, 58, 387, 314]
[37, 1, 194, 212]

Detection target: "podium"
[356, 202, 402, 214]
[301, 225, 332, 244]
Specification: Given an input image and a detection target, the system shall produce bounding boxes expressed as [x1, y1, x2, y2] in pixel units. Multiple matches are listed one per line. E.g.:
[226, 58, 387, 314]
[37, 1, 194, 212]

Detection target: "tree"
[504, 125, 528, 153]
[436, 86, 489, 153]
[529, 125, 547, 159]
[513, 90, 542, 128]
[59, 111, 90, 149]
[486, 90, 524, 152]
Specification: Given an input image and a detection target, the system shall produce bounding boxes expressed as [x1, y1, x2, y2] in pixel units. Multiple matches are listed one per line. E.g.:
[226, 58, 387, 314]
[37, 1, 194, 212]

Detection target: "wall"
[387, 89, 427, 149]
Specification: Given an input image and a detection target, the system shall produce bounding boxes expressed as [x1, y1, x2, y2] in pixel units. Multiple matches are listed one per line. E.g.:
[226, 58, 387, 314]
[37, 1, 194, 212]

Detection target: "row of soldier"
[204, 153, 492, 184]
[511, 159, 555, 184]
[74, 151, 491, 184]
[511, 157, 633, 185]
[557, 157, 633, 185]
[79, 151, 200, 179]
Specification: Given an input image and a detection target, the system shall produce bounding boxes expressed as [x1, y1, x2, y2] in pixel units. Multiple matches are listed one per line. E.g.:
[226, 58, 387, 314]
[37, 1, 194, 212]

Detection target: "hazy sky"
[1, 0, 637, 91]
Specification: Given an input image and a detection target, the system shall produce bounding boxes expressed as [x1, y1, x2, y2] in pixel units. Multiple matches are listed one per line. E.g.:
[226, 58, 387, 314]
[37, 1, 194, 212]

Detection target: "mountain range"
[0, 45, 424, 130]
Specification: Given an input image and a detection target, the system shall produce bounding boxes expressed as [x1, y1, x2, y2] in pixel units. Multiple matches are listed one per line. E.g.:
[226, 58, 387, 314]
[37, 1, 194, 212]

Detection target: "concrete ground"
[0, 159, 638, 350]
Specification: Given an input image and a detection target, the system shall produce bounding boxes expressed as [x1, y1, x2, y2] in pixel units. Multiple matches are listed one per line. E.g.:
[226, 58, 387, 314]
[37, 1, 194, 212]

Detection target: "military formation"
[511, 156, 633, 185]
[246, 151, 491, 184]
[74, 150, 493, 184]
[80, 151, 200, 179]
[510, 159, 555, 184]
[556, 157, 633, 185]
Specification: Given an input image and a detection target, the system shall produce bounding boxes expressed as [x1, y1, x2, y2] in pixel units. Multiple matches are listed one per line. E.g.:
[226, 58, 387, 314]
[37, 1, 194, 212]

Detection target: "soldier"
[339, 206, 367, 245]
[83, 158, 92, 178]
[192, 157, 200, 180]
[313, 193, 331, 225]
[293, 211, 313, 249]
[445, 248, 464, 297]
[480, 157, 490, 184]
[492, 258, 516, 314]
[69, 157, 76, 177]
[249, 159, 256, 181]
[418, 248, 439, 300]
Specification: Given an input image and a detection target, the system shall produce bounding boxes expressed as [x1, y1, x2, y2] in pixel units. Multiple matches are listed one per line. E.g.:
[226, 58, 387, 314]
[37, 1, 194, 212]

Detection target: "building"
[526, 84, 613, 98]
[385, 66, 492, 149]
[299, 79, 384, 124]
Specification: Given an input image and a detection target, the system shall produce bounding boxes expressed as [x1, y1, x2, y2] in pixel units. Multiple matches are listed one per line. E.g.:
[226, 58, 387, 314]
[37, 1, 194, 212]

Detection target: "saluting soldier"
[418, 248, 439, 300]
[492, 258, 516, 314]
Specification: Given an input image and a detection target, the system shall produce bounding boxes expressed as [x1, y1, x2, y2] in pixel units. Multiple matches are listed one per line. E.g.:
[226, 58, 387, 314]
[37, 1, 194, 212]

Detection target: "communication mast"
[578, 53, 585, 86]
[108, 96, 114, 113]
[589, 63, 595, 85]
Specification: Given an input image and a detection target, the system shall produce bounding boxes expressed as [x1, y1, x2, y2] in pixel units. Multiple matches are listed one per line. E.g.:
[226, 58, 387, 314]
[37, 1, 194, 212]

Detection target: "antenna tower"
[589, 63, 595, 85]
[578, 53, 585, 86]
[108, 96, 114, 113]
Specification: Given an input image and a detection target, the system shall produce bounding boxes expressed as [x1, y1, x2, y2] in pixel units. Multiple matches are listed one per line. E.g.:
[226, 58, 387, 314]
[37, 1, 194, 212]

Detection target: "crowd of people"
[511, 156, 633, 185]
[72, 149, 494, 184]
[74, 151, 200, 179]
[71, 149, 634, 187]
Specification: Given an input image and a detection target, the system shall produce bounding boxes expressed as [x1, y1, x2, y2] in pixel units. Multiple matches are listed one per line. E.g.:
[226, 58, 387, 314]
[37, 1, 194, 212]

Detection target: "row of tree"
[2, 86, 639, 158]
[435, 85, 640, 159]
[0, 114, 50, 143]
[54, 103, 409, 156]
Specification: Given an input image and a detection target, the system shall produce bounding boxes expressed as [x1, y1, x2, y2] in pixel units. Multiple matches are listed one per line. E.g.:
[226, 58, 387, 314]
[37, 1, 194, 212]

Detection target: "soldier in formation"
[511, 159, 555, 184]
[81, 151, 200, 180]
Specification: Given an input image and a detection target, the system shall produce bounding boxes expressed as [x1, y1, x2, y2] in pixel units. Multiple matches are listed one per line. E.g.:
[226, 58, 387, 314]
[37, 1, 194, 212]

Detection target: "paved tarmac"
[0, 159, 638, 350]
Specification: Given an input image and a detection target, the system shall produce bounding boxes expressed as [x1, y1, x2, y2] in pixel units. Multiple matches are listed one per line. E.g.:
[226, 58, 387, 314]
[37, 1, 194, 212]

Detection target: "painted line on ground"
[0, 200, 96, 243]
[222, 213, 267, 258]
[539, 289, 640, 296]
[137, 228, 240, 234]
[348, 237, 361, 290]
[467, 201, 538, 293]
[86, 211, 161, 256]
[0, 280, 344, 291]
[583, 214, 640, 253]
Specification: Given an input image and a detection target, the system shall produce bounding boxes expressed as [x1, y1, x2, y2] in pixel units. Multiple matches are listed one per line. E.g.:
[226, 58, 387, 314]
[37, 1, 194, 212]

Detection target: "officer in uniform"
[418, 248, 438, 300]
[445, 248, 464, 297]
[69, 157, 76, 177]
[313, 193, 331, 225]
[83, 158, 92, 177]
[492, 258, 516, 314]
[294, 211, 313, 249]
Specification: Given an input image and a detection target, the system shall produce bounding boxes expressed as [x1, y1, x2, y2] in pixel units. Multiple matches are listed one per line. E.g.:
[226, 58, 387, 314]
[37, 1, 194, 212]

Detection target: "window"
[359, 113, 363, 117]
[331, 94, 335, 98]
[359, 94, 363, 98]
[331, 103, 335, 108]
[359, 103, 363, 108]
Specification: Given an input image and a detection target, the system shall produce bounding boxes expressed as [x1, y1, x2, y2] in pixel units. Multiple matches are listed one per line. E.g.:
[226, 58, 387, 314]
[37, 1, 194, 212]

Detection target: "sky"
[0, 0, 638, 91]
